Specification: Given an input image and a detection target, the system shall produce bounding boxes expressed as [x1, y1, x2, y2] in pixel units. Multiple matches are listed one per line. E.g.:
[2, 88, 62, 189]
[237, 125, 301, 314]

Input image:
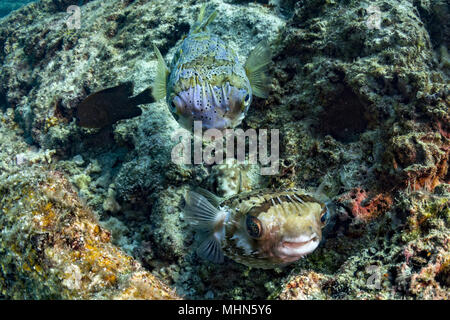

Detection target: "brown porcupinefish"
[152, 5, 271, 131]
[183, 188, 329, 269]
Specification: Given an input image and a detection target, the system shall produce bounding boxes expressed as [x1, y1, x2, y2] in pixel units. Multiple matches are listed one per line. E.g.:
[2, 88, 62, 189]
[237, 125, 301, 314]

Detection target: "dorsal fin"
[191, 4, 217, 33]
[152, 44, 169, 101]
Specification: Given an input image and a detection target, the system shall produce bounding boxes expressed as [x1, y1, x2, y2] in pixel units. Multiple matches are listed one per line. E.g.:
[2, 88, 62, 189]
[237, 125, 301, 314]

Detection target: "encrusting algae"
[0, 170, 178, 299]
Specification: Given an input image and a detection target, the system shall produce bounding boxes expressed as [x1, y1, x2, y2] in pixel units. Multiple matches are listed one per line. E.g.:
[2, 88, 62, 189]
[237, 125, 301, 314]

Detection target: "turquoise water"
[0, 0, 36, 18]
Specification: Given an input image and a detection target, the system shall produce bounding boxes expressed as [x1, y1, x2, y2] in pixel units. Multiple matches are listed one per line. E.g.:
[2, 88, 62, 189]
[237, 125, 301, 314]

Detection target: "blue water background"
[0, 0, 37, 18]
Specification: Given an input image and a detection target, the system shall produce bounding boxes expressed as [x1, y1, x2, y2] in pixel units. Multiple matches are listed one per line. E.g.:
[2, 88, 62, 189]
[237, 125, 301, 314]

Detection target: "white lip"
[278, 234, 320, 257]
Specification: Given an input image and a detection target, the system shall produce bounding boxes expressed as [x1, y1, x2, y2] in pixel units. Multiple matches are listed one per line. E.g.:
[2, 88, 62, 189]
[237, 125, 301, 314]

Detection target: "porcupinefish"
[152, 5, 271, 131]
[183, 188, 329, 269]
[76, 82, 153, 129]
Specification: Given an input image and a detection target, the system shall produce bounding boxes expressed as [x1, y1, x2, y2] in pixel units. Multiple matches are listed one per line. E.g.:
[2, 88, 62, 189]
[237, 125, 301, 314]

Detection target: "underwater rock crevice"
[0, 89, 7, 111]
[412, 0, 450, 50]
[318, 85, 369, 143]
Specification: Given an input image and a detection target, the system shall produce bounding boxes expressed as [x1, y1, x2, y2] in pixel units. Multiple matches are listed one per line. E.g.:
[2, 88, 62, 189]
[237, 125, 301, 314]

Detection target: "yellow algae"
[34, 264, 43, 274]
[1, 170, 178, 299]
[44, 116, 60, 132]
[43, 202, 52, 211]
[11, 243, 20, 255]
[104, 273, 117, 285]
[22, 263, 31, 272]
[73, 174, 91, 191]
[41, 209, 56, 228]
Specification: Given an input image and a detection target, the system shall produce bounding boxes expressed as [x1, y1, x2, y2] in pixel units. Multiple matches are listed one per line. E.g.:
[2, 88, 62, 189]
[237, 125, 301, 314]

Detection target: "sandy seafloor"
[0, 0, 448, 299]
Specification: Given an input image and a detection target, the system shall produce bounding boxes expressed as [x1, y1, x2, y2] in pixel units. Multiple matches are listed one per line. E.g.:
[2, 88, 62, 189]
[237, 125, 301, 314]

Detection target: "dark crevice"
[0, 90, 7, 111]
[318, 86, 369, 143]
[413, 0, 449, 49]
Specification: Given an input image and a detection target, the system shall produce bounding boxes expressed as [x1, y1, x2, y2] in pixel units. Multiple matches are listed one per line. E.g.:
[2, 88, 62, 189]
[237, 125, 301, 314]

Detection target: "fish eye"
[244, 94, 250, 105]
[246, 215, 263, 238]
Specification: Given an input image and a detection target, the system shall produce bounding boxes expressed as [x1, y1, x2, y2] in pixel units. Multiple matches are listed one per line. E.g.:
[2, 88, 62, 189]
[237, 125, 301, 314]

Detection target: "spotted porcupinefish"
[183, 188, 329, 269]
[152, 5, 271, 131]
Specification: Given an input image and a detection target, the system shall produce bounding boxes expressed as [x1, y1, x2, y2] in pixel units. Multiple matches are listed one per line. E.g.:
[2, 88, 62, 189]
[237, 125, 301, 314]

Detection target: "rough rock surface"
[0, 0, 448, 299]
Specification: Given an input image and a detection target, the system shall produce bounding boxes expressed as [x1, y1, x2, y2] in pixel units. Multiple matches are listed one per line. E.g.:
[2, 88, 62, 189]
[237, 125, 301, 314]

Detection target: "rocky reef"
[0, 111, 177, 299]
[0, 0, 448, 299]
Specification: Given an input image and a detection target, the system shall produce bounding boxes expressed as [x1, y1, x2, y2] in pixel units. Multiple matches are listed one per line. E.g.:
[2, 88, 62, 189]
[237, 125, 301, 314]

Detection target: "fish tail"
[197, 3, 207, 23]
[129, 87, 155, 106]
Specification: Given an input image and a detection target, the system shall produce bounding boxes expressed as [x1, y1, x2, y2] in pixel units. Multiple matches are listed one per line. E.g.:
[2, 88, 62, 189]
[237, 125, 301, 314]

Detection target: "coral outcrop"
[0, 0, 448, 299]
[0, 120, 177, 298]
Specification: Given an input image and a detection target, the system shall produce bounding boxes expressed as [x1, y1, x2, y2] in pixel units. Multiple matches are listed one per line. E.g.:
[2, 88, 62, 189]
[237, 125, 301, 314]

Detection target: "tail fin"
[197, 3, 207, 23]
[129, 87, 155, 106]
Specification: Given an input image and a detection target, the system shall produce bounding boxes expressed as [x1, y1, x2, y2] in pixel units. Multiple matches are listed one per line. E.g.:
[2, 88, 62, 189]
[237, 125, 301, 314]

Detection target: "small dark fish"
[76, 81, 154, 129]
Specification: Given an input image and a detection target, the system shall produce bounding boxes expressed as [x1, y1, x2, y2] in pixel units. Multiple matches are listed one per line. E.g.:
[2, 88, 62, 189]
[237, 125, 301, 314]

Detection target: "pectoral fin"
[244, 40, 272, 98]
[193, 187, 222, 208]
[152, 45, 169, 101]
[183, 190, 227, 264]
[196, 234, 224, 263]
[183, 191, 222, 230]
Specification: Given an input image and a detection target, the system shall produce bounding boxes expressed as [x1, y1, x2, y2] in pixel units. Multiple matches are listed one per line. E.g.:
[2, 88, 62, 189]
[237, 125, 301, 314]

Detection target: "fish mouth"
[277, 234, 320, 258]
